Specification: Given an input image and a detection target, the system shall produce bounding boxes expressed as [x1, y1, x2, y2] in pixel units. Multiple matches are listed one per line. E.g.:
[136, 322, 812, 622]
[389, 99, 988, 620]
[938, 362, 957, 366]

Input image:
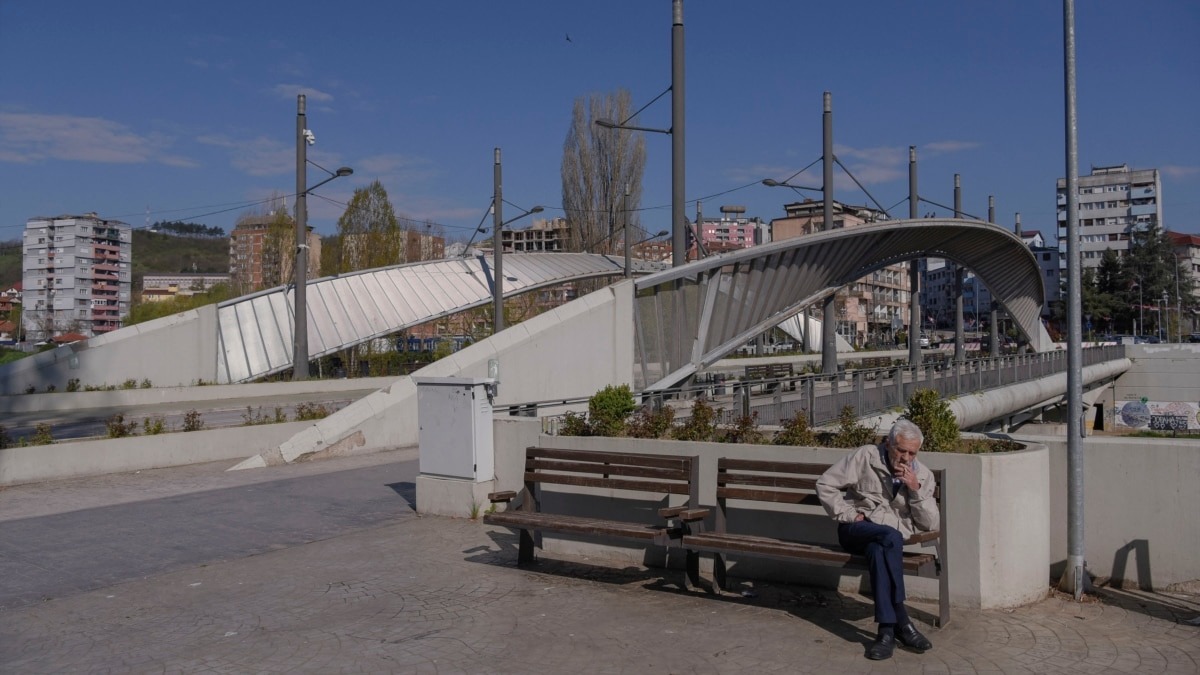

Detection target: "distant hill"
[0, 230, 229, 290]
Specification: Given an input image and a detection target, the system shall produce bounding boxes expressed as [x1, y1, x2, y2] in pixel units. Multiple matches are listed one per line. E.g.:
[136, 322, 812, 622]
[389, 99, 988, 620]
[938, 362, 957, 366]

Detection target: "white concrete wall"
[484, 423, 1050, 610]
[0, 421, 314, 486]
[1108, 343, 1200, 407]
[0, 305, 217, 395]
[262, 281, 637, 465]
[1020, 433, 1200, 590]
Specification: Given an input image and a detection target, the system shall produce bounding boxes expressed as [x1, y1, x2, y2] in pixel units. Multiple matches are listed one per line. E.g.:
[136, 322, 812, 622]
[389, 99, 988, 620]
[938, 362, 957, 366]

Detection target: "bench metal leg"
[936, 557, 950, 628]
[518, 529, 535, 565]
[713, 553, 728, 591]
[686, 550, 700, 589]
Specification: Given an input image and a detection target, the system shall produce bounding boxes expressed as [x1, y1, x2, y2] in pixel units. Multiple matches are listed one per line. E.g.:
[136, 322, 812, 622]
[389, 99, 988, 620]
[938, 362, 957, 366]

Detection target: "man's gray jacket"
[815, 444, 940, 539]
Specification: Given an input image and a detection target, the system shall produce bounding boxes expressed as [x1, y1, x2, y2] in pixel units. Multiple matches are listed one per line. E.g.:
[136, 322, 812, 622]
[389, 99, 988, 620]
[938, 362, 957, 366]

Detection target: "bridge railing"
[525, 345, 1125, 434]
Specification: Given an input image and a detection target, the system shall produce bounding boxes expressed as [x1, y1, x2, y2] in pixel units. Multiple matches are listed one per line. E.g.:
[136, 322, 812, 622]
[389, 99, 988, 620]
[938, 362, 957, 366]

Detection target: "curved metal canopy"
[216, 253, 665, 383]
[632, 218, 1051, 390]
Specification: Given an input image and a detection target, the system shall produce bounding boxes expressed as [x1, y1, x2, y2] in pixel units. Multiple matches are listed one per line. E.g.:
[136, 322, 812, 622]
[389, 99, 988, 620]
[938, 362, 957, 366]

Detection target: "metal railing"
[506, 345, 1127, 433]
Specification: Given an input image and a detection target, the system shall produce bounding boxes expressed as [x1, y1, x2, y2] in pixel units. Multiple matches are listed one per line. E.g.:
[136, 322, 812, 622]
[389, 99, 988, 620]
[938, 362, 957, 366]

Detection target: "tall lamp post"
[294, 94, 353, 380]
[490, 148, 543, 336]
[1160, 290, 1169, 341]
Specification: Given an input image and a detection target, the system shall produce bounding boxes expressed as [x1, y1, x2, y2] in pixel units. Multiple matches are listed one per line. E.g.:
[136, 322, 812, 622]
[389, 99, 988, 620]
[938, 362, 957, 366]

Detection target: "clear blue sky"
[2, 1, 1197, 244]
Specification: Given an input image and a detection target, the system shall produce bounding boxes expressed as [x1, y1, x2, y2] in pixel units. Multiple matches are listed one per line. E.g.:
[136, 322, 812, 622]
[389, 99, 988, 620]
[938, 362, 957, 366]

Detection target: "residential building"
[21, 213, 132, 340]
[1057, 164, 1161, 270]
[769, 200, 910, 346]
[503, 218, 570, 253]
[0, 283, 21, 315]
[697, 206, 763, 255]
[1169, 231, 1200, 334]
[229, 214, 320, 293]
[141, 273, 231, 302]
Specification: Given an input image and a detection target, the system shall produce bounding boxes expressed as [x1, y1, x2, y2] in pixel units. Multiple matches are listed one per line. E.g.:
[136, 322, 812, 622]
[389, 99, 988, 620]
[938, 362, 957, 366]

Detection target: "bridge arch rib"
[216, 253, 664, 383]
[632, 218, 1051, 391]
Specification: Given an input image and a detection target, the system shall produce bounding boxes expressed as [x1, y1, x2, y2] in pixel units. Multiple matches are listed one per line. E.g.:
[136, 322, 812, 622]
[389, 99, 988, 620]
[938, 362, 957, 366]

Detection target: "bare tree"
[561, 89, 647, 254]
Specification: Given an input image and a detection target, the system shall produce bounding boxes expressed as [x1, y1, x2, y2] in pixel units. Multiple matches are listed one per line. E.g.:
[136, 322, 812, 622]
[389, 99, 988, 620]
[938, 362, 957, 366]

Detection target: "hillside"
[0, 231, 229, 290]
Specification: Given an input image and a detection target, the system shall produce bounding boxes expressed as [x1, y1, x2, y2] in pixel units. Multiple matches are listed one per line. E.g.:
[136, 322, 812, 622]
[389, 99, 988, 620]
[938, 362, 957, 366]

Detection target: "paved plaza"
[1, 450, 1197, 673]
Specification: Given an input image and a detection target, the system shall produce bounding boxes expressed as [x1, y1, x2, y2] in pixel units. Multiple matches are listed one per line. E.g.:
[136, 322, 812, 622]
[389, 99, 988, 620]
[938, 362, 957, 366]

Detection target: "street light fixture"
[761, 178, 822, 191]
[294, 93, 353, 380]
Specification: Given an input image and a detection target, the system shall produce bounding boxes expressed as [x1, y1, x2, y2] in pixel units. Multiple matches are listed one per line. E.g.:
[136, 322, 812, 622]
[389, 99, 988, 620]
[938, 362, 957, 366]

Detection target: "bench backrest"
[524, 447, 697, 496]
[716, 456, 943, 510]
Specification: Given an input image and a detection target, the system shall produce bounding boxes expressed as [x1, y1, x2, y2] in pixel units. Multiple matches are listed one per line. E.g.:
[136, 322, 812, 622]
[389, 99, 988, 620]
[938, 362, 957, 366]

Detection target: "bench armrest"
[659, 506, 710, 522]
[488, 490, 517, 503]
[905, 530, 940, 545]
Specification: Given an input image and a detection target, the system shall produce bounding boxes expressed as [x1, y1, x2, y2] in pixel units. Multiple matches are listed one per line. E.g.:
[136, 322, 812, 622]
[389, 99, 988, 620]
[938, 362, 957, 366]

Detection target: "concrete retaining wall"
[1018, 433, 1200, 590]
[483, 424, 1050, 610]
[0, 305, 216, 396]
[0, 421, 316, 486]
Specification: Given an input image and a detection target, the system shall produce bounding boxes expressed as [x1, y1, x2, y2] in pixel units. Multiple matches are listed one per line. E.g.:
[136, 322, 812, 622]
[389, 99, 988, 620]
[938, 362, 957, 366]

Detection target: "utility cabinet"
[415, 376, 495, 482]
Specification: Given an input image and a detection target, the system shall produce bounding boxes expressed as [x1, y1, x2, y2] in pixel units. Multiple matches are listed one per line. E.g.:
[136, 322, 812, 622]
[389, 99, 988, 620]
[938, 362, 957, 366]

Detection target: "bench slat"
[525, 471, 691, 495]
[718, 472, 818, 491]
[526, 447, 693, 470]
[719, 458, 830, 475]
[485, 511, 668, 541]
[717, 486, 823, 506]
[526, 458, 689, 481]
[683, 532, 936, 574]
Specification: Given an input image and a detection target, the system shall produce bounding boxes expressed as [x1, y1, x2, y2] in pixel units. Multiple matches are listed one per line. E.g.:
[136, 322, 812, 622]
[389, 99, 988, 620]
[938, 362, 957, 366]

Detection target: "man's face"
[888, 436, 921, 468]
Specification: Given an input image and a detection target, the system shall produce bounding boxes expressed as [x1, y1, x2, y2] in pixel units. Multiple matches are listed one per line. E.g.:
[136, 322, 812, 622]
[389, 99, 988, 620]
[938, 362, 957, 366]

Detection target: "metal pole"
[821, 92, 837, 375]
[623, 182, 632, 278]
[493, 147, 504, 334]
[989, 196, 1000, 357]
[1061, 0, 1087, 600]
[293, 94, 309, 380]
[670, 0, 686, 267]
[954, 174, 964, 364]
[908, 146, 922, 367]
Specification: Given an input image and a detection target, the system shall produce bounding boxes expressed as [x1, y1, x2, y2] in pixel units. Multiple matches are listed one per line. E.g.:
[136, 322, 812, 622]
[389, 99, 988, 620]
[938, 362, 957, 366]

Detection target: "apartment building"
[696, 206, 764, 255]
[769, 200, 910, 345]
[21, 213, 132, 340]
[141, 273, 231, 302]
[1057, 164, 1161, 269]
[229, 214, 320, 293]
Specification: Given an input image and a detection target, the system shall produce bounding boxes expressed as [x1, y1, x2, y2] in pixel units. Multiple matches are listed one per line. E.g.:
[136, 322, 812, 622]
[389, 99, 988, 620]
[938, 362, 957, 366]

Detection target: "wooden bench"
[484, 447, 707, 570]
[743, 363, 795, 393]
[681, 457, 949, 627]
[860, 356, 894, 380]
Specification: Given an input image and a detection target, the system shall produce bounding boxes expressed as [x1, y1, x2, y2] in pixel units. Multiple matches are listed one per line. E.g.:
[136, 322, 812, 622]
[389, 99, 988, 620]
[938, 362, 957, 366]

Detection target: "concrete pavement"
[1, 451, 1197, 673]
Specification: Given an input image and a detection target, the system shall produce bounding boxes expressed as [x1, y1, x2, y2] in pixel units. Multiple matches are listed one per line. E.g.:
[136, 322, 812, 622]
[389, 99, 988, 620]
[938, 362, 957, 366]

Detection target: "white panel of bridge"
[216, 253, 666, 384]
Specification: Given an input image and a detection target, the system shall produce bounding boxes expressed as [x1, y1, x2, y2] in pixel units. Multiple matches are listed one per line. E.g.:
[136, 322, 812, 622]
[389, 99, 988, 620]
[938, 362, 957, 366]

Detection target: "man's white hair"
[890, 418, 924, 448]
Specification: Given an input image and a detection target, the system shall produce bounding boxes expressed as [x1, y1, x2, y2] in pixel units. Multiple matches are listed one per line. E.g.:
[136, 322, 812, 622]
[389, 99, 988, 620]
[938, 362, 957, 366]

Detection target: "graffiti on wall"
[1113, 399, 1200, 431]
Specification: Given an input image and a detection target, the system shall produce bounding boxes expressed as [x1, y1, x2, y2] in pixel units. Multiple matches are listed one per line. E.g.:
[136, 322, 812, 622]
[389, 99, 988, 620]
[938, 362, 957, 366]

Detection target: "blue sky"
[2, 1, 1198, 244]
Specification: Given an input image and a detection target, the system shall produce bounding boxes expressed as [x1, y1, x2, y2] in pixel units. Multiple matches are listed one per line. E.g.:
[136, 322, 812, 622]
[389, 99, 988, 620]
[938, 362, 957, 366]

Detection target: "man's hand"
[854, 513, 865, 522]
[895, 464, 920, 491]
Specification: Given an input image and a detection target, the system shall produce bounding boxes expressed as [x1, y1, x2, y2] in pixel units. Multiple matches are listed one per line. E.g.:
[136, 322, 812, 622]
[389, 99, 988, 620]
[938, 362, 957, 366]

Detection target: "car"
[1190, 333, 1200, 344]
[918, 333, 931, 348]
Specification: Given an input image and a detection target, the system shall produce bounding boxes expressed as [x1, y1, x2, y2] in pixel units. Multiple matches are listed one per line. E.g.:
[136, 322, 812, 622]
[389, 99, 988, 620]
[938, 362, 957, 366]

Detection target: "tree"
[1120, 224, 1195, 335]
[333, 180, 401, 273]
[561, 89, 647, 254]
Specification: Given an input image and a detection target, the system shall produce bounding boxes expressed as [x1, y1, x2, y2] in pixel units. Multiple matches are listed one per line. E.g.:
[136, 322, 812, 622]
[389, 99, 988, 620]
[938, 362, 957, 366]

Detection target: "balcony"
[1131, 185, 1156, 198]
[1130, 203, 1157, 217]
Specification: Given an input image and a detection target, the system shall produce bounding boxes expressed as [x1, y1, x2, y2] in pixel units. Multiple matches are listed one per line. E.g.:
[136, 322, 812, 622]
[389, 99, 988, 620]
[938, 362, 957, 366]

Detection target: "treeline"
[151, 220, 226, 238]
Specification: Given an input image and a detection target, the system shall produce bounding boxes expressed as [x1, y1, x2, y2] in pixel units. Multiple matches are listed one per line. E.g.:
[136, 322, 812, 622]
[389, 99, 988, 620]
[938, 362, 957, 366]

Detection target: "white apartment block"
[1057, 164, 1161, 269]
[22, 213, 132, 341]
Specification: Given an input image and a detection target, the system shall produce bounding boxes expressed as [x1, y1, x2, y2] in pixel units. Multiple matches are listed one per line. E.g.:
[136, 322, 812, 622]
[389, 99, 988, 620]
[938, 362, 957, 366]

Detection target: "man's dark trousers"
[838, 520, 907, 624]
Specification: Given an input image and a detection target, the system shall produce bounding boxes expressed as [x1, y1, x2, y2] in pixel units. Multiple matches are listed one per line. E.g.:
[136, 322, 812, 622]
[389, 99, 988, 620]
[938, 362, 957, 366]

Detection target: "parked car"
[1190, 333, 1200, 343]
[918, 333, 931, 348]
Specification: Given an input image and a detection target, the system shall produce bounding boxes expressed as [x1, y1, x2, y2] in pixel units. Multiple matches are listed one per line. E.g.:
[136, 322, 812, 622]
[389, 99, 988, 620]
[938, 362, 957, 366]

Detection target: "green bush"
[672, 397, 718, 442]
[106, 414, 139, 438]
[587, 384, 636, 437]
[830, 406, 877, 448]
[0, 424, 9, 449]
[719, 412, 765, 445]
[142, 416, 167, 435]
[182, 410, 205, 432]
[31, 422, 55, 445]
[559, 411, 590, 436]
[140, 378, 152, 389]
[903, 388, 960, 453]
[774, 410, 818, 447]
[66, 378, 80, 392]
[625, 403, 675, 439]
[121, 379, 138, 390]
[294, 402, 331, 421]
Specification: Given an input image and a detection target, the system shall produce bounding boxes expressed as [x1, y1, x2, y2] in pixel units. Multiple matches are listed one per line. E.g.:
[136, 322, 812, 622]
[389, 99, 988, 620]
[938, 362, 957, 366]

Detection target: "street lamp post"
[293, 94, 352, 380]
[490, 148, 543, 336]
[1160, 290, 1169, 341]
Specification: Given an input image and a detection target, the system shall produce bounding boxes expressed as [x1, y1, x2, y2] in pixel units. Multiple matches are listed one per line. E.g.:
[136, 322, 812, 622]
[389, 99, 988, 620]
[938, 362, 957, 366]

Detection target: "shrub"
[903, 388, 960, 453]
[31, 422, 55, 445]
[0, 424, 9, 449]
[140, 378, 152, 389]
[625, 403, 676, 439]
[294, 402, 331, 421]
[719, 412, 765, 444]
[587, 384, 636, 437]
[142, 416, 167, 435]
[45, 384, 57, 393]
[182, 410, 205, 432]
[673, 397, 719, 442]
[106, 414, 139, 438]
[66, 378, 80, 392]
[830, 406, 877, 448]
[121, 379, 138, 390]
[559, 411, 590, 436]
[774, 410, 818, 447]
[24, 384, 35, 395]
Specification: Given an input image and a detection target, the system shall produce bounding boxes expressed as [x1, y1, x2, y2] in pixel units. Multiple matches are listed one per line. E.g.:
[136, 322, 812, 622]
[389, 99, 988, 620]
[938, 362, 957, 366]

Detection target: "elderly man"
[816, 418, 939, 660]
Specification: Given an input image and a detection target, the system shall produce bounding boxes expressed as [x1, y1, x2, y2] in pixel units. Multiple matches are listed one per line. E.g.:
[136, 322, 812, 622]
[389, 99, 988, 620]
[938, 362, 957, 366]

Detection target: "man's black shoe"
[865, 631, 895, 660]
[896, 622, 933, 652]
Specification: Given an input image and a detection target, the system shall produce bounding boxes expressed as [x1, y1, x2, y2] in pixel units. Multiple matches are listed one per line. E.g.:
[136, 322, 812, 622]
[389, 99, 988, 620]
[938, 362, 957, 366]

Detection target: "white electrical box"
[415, 376, 496, 482]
